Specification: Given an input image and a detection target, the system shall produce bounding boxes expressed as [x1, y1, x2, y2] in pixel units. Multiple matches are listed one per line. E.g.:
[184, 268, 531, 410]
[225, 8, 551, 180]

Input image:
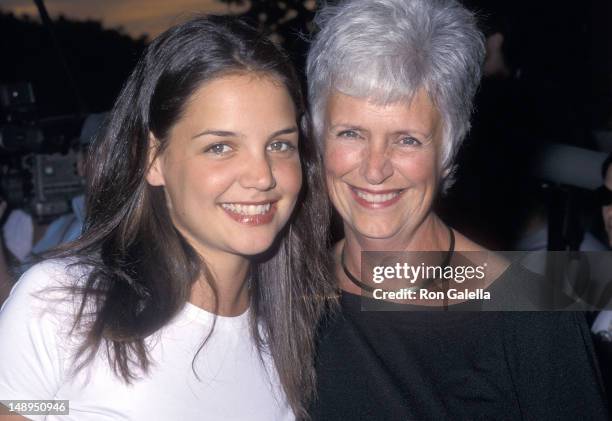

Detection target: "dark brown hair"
[51, 15, 336, 419]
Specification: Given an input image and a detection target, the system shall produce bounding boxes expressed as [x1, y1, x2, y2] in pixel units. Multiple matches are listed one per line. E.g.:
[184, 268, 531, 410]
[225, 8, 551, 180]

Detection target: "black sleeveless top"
[310, 264, 609, 420]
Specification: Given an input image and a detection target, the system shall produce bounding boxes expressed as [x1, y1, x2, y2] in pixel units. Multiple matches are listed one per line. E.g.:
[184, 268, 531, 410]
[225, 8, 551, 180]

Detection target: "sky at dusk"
[1, 0, 249, 39]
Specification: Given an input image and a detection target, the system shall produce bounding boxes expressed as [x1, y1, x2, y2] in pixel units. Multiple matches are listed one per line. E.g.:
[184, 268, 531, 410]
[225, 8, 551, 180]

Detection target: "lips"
[350, 186, 404, 209]
[220, 201, 277, 225]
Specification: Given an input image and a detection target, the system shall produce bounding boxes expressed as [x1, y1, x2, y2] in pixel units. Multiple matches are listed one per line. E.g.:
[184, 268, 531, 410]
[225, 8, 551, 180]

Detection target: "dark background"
[1, 0, 610, 250]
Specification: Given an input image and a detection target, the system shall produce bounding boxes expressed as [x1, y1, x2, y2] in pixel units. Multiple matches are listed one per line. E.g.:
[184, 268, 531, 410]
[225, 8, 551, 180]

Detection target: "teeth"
[355, 190, 400, 203]
[221, 203, 271, 215]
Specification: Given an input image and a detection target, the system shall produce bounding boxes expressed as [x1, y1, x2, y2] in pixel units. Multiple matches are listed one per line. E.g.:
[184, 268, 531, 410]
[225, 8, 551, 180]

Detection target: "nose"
[360, 144, 393, 185]
[239, 154, 277, 191]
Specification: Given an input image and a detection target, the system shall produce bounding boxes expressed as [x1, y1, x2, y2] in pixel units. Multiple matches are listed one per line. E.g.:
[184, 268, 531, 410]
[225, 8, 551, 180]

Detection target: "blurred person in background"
[25, 113, 107, 256]
[590, 153, 612, 404]
[600, 153, 612, 246]
[0, 113, 107, 305]
[442, 2, 599, 252]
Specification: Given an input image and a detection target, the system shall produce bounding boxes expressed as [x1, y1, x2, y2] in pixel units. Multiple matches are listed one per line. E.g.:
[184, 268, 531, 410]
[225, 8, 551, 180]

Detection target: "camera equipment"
[0, 82, 84, 222]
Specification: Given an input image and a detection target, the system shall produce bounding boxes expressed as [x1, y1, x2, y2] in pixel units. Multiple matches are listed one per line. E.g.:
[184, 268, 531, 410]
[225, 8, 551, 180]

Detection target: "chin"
[350, 219, 401, 240]
[232, 236, 277, 256]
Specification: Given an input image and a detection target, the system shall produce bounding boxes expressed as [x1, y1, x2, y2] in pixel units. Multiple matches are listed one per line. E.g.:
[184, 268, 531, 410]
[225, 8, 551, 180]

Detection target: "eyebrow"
[329, 124, 433, 139]
[391, 130, 434, 140]
[192, 130, 238, 140]
[269, 127, 298, 138]
[328, 124, 368, 132]
[192, 127, 298, 140]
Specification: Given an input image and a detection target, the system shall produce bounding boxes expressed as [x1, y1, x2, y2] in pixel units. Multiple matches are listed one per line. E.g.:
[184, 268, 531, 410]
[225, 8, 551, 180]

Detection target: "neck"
[339, 214, 451, 289]
[345, 213, 447, 257]
[189, 250, 251, 317]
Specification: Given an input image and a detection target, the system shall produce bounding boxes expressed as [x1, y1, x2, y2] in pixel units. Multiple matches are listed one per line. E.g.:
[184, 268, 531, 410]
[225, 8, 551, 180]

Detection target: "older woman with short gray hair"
[307, 0, 608, 419]
[308, 0, 483, 192]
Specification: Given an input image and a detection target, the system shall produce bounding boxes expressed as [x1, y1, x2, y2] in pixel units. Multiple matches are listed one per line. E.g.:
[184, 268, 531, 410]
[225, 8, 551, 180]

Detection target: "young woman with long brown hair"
[0, 15, 335, 420]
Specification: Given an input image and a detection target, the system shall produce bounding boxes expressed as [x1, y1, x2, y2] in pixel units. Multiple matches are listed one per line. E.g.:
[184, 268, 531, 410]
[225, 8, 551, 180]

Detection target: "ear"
[146, 132, 165, 187]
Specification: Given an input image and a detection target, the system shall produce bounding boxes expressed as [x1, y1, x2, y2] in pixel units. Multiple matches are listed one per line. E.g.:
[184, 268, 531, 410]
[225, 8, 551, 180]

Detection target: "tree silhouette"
[0, 11, 146, 116]
[218, 0, 318, 71]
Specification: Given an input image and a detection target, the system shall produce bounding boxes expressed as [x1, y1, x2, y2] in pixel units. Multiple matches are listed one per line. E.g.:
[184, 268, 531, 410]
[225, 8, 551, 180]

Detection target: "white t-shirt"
[0, 260, 294, 421]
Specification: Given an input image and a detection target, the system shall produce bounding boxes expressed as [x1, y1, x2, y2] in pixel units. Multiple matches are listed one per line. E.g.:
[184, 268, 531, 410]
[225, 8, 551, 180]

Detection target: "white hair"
[306, 0, 485, 189]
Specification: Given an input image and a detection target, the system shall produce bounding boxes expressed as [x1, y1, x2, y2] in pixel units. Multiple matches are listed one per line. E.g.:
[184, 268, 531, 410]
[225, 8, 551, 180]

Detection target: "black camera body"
[0, 82, 84, 222]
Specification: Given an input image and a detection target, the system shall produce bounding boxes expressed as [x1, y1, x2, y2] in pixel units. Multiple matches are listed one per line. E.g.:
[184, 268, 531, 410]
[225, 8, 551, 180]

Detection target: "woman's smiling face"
[323, 89, 444, 242]
[147, 73, 302, 259]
